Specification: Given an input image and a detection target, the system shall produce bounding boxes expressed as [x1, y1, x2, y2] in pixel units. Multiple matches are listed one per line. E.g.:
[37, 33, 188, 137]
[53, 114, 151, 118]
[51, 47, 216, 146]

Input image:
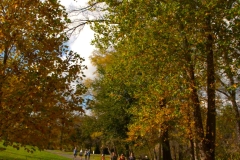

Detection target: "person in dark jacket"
[129, 152, 135, 160]
[111, 152, 118, 160]
[87, 149, 91, 160]
[73, 147, 77, 158]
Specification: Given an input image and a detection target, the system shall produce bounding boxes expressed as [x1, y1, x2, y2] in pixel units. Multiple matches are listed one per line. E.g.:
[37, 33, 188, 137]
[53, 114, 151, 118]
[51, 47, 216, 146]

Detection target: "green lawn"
[0, 143, 69, 160]
[0, 141, 114, 160]
[58, 152, 111, 160]
[78, 154, 111, 160]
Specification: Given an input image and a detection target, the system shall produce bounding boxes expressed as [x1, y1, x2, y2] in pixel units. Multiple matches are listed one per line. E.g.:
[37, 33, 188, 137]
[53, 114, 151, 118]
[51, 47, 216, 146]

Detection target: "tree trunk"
[204, 14, 216, 160]
[231, 94, 240, 142]
[178, 145, 183, 160]
[153, 147, 157, 160]
[183, 37, 206, 159]
[162, 129, 172, 160]
[159, 141, 161, 160]
[194, 140, 199, 160]
[125, 143, 129, 158]
[190, 139, 195, 160]
[179, 18, 207, 159]
[159, 99, 172, 160]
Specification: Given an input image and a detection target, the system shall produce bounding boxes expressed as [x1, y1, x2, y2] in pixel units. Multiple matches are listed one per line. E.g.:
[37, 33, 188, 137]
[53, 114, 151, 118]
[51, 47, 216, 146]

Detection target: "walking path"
[46, 150, 99, 160]
[45, 150, 82, 160]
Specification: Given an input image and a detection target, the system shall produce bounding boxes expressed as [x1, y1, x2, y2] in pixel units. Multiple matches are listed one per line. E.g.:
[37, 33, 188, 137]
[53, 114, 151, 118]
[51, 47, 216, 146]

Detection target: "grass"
[57, 151, 111, 160]
[0, 143, 69, 160]
[75, 154, 111, 160]
[0, 142, 112, 160]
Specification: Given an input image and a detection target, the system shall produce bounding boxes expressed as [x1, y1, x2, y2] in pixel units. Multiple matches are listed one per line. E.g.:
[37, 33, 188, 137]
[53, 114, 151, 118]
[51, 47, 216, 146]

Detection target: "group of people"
[101, 152, 135, 160]
[73, 147, 91, 160]
[74, 148, 136, 160]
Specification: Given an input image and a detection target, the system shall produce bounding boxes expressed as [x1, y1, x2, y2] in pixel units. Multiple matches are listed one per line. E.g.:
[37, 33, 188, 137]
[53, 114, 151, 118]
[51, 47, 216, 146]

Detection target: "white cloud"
[70, 25, 96, 79]
[60, 0, 88, 8]
[60, 0, 96, 79]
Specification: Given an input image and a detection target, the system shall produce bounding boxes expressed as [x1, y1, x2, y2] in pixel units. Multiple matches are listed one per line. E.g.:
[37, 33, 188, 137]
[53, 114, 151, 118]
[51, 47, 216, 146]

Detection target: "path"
[45, 150, 82, 160]
[46, 150, 101, 160]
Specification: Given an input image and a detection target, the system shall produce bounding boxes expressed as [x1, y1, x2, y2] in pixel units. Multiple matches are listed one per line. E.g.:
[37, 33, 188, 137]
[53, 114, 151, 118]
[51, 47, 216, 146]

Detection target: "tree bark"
[182, 34, 206, 160]
[159, 99, 172, 160]
[204, 14, 216, 160]
[159, 140, 161, 160]
[178, 14, 207, 158]
[190, 139, 195, 160]
[178, 145, 183, 160]
[162, 129, 172, 160]
[231, 94, 240, 141]
[188, 63, 206, 160]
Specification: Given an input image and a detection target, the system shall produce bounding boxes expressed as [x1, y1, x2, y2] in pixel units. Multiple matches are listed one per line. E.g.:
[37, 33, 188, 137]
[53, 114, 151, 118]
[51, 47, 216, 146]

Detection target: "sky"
[60, 0, 96, 79]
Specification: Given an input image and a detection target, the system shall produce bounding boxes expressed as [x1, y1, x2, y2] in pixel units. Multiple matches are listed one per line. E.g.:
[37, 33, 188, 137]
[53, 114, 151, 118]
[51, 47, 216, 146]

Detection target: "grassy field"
[81, 154, 111, 160]
[0, 143, 69, 160]
[0, 142, 112, 160]
[57, 151, 111, 160]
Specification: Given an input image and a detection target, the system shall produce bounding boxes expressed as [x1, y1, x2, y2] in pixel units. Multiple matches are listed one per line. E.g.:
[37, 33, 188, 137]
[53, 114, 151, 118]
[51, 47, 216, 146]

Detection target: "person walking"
[102, 154, 105, 160]
[129, 152, 135, 160]
[119, 154, 125, 160]
[73, 147, 77, 159]
[111, 152, 118, 160]
[87, 149, 91, 160]
[84, 149, 88, 160]
[79, 149, 83, 160]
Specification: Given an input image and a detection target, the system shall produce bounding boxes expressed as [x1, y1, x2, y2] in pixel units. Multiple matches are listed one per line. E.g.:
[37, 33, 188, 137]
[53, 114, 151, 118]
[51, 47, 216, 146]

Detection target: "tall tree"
[89, 50, 133, 153]
[0, 0, 87, 150]
[88, 0, 240, 159]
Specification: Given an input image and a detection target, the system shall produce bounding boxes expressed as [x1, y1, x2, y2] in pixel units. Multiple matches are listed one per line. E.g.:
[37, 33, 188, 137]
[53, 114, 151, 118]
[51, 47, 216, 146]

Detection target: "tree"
[0, 0, 87, 150]
[88, 0, 240, 159]
[89, 50, 133, 155]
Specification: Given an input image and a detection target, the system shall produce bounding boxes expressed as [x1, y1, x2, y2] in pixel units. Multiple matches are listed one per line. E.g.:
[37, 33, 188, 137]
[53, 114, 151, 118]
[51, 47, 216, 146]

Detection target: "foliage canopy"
[0, 0, 87, 150]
